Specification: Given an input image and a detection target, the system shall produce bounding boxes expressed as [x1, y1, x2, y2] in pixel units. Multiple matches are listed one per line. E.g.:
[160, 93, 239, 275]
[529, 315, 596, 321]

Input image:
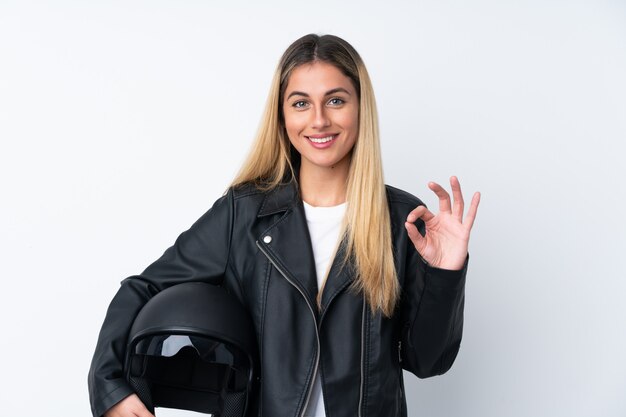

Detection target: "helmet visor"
[130, 333, 251, 394]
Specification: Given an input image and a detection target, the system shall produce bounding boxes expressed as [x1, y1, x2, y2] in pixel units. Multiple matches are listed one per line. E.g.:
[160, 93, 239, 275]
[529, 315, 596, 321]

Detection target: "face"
[282, 61, 359, 175]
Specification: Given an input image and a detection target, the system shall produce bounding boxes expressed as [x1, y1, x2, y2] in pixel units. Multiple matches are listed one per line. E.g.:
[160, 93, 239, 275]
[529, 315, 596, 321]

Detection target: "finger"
[406, 204, 435, 224]
[450, 176, 464, 221]
[134, 408, 155, 417]
[405, 221, 426, 252]
[135, 403, 155, 417]
[130, 396, 155, 417]
[428, 181, 452, 213]
[464, 191, 481, 230]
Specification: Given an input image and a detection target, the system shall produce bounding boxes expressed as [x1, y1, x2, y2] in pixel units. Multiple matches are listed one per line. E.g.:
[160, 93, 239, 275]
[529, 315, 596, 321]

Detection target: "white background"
[1, 1, 625, 416]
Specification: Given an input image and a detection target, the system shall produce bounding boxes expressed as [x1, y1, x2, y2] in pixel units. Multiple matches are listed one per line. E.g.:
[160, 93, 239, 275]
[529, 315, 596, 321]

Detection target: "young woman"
[88, 33, 480, 417]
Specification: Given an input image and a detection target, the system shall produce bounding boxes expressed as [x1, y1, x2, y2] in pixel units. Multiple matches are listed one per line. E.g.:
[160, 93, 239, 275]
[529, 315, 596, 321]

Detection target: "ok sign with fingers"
[404, 176, 480, 271]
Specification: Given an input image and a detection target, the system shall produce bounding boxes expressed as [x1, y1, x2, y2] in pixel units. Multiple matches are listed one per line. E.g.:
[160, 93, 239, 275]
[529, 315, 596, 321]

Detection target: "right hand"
[104, 393, 155, 417]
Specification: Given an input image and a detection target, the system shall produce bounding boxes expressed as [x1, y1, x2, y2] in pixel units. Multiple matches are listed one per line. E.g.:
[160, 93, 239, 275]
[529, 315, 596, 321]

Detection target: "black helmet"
[124, 282, 258, 416]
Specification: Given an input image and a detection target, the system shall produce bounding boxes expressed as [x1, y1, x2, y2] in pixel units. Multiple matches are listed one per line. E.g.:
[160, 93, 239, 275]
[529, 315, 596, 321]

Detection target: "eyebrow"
[286, 87, 351, 100]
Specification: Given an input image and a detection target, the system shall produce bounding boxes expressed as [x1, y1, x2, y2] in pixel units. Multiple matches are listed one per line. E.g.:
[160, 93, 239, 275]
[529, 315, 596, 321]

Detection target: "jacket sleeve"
[87, 187, 234, 417]
[399, 221, 468, 378]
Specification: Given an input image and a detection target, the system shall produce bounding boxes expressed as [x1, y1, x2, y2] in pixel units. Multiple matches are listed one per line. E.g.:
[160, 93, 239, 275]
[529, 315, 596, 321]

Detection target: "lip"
[306, 133, 339, 139]
[305, 133, 338, 149]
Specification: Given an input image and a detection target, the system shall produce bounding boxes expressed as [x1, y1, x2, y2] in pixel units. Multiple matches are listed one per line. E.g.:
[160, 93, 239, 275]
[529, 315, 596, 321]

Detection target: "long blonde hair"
[231, 34, 399, 317]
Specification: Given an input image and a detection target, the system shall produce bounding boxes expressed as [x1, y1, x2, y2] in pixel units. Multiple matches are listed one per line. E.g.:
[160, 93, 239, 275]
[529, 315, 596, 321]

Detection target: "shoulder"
[201, 182, 266, 216]
[384, 185, 426, 230]
[384, 184, 426, 209]
[384, 185, 427, 250]
[230, 182, 267, 200]
[225, 181, 275, 214]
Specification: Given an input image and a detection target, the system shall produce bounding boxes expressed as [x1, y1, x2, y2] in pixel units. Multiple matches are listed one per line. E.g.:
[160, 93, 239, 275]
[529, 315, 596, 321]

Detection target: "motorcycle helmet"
[124, 282, 258, 416]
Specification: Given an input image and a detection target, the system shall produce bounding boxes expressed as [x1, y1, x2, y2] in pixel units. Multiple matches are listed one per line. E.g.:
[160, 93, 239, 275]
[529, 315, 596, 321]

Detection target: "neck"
[298, 160, 349, 207]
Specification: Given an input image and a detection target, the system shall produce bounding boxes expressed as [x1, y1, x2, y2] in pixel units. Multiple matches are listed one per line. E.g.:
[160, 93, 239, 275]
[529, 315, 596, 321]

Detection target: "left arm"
[399, 248, 468, 377]
[400, 176, 480, 377]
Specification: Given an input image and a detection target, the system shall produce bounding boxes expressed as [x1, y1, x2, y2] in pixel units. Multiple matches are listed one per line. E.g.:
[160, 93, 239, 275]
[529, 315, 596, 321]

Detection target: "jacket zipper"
[256, 240, 320, 417]
[358, 297, 366, 417]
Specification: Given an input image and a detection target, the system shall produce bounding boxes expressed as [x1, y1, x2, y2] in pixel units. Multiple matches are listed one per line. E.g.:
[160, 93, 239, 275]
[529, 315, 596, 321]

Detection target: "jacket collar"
[257, 180, 300, 217]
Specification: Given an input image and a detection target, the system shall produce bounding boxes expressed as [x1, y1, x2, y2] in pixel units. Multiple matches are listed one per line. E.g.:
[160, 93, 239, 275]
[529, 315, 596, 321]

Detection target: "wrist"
[427, 253, 469, 271]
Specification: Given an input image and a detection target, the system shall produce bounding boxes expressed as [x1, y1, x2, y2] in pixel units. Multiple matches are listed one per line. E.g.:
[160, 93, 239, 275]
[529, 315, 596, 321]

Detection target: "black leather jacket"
[88, 179, 468, 417]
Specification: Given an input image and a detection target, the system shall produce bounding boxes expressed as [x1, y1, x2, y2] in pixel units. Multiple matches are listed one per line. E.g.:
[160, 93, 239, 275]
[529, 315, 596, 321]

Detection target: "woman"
[89, 33, 480, 417]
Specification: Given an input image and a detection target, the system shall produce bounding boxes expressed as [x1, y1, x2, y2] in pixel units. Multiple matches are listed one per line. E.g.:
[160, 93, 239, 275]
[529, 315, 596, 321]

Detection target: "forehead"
[285, 61, 355, 95]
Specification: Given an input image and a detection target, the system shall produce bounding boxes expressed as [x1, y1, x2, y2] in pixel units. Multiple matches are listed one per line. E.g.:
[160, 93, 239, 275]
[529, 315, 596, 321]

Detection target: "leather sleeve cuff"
[422, 253, 469, 290]
[92, 383, 134, 417]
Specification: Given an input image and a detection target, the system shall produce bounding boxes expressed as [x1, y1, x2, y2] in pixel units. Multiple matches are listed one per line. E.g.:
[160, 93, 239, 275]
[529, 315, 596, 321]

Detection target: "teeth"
[308, 135, 335, 143]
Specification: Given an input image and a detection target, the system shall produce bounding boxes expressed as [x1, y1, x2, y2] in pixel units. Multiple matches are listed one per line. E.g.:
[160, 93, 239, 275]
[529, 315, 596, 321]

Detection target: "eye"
[292, 100, 308, 109]
[328, 97, 345, 106]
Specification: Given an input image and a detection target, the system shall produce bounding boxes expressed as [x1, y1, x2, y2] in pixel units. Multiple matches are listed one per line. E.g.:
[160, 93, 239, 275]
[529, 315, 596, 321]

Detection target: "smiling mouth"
[306, 134, 337, 143]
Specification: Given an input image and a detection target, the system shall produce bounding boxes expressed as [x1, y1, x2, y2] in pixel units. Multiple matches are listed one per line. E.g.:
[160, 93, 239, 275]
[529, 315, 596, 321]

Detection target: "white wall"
[1, 1, 624, 416]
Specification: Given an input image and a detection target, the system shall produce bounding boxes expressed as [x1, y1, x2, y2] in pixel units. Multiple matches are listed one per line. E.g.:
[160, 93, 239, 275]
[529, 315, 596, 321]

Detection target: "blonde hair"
[231, 34, 399, 317]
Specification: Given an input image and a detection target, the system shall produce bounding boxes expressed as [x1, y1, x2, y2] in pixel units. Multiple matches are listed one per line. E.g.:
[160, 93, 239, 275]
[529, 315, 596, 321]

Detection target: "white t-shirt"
[302, 199, 348, 417]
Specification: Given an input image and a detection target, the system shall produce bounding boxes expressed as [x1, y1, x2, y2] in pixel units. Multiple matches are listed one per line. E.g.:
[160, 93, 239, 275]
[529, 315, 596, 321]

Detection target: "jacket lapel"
[256, 181, 319, 312]
[256, 180, 358, 319]
[319, 235, 355, 321]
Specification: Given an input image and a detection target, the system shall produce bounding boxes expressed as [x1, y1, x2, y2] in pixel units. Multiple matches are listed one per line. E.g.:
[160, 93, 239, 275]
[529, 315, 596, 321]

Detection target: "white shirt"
[302, 200, 348, 417]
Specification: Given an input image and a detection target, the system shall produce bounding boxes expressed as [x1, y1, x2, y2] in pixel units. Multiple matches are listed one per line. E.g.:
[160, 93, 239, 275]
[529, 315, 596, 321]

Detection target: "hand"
[104, 393, 154, 417]
[404, 176, 480, 270]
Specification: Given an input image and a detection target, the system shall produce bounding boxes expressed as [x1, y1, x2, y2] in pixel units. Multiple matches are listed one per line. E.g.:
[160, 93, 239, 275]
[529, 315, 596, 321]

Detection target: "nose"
[311, 105, 331, 129]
